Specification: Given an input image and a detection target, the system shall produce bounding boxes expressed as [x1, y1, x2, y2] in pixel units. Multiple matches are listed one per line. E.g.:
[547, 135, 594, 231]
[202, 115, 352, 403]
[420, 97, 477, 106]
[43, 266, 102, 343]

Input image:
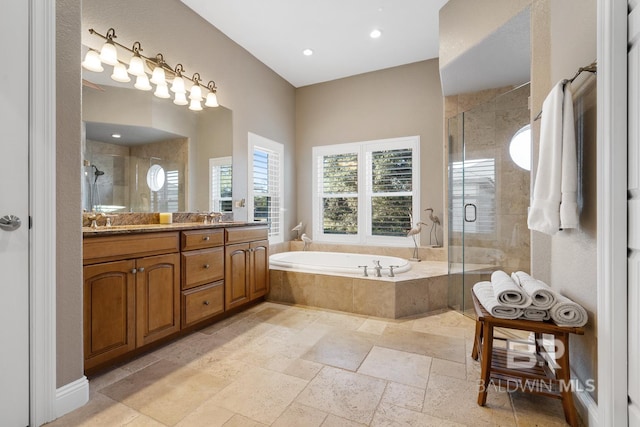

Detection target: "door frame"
[597, 0, 629, 425]
[30, 1, 58, 425]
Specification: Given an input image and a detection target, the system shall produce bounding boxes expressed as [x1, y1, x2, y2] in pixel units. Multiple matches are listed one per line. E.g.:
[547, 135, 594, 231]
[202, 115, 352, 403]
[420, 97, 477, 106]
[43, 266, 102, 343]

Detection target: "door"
[83, 260, 136, 371]
[225, 243, 250, 309]
[250, 240, 269, 299]
[0, 2, 30, 425]
[628, 1, 640, 423]
[136, 253, 180, 346]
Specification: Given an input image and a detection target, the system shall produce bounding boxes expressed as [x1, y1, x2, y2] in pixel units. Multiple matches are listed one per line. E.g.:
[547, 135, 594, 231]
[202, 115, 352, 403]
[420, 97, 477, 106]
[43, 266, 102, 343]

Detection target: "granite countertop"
[82, 221, 264, 237]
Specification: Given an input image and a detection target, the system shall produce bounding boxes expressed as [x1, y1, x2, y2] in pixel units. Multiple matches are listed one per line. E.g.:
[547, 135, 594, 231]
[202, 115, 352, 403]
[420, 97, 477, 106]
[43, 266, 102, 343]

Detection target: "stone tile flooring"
[46, 302, 573, 426]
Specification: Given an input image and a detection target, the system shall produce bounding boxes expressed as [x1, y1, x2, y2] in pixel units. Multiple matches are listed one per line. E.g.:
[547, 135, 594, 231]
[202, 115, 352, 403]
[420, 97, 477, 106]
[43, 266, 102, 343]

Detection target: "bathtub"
[269, 251, 411, 275]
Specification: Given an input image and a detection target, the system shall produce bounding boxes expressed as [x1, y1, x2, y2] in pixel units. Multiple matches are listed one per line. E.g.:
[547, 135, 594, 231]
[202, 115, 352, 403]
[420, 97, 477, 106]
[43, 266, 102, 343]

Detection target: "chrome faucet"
[357, 265, 369, 277]
[388, 265, 399, 277]
[210, 212, 223, 223]
[372, 260, 382, 277]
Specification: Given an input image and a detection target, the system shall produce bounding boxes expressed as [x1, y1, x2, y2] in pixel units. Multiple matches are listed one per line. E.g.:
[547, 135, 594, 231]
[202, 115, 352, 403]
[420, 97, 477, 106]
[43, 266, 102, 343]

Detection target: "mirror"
[82, 83, 233, 213]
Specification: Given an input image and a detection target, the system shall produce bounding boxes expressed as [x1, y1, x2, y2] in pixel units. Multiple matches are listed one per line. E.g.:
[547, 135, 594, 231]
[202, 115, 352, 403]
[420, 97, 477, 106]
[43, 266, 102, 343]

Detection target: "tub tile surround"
[46, 302, 571, 426]
[269, 261, 449, 319]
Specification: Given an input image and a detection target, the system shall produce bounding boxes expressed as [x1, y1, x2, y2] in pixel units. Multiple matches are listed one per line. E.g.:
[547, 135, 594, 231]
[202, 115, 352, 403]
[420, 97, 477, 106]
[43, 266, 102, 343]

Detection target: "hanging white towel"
[528, 81, 579, 235]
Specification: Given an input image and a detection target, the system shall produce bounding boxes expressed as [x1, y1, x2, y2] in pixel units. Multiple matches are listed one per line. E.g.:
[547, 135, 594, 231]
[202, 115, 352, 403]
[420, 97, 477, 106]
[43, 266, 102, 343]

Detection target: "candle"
[159, 212, 172, 224]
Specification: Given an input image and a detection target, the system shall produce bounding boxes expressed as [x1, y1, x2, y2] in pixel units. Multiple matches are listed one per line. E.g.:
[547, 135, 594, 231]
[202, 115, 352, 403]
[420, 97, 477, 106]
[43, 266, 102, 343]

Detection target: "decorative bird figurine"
[424, 208, 441, 247]
[407, 221, 427, 261]
[291, 221, 303, 240]
[301, 233, 312, 251]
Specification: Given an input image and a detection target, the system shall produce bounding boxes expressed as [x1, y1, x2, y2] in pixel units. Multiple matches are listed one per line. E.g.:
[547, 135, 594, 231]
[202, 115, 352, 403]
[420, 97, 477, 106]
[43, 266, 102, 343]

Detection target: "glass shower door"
[448, 84, 531, 317]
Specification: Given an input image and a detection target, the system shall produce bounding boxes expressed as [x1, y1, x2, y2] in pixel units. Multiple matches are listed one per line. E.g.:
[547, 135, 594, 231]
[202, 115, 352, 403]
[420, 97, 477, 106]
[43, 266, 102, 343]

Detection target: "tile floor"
[46, 302, 574, 426]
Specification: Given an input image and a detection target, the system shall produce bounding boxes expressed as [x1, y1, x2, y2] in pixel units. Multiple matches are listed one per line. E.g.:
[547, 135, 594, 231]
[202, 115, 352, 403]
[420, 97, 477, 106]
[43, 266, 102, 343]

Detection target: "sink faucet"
[210, 212, 223, 223]
[372, 260, 382, 277]
[88, 212, 106, 229]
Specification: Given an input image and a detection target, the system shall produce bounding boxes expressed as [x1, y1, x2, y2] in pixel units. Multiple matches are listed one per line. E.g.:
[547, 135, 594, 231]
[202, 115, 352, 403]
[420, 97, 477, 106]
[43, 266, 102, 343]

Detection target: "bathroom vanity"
[82, 222, 268, 373]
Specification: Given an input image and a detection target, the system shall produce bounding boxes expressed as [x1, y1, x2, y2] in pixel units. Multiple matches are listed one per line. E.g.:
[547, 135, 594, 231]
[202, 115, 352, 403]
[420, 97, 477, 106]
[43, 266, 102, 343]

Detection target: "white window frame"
[209, 156, 233, 212]
[312, 136, 420, 246]
[248, 132, 284, 244]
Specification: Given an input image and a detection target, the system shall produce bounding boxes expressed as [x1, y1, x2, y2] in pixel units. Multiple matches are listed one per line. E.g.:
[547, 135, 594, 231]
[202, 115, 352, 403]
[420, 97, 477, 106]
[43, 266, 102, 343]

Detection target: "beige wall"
[56, 0, 296, 386]
[56, 0, 84, 387]
[439, 0, 531, 69]
[530, 0, 598, 399]
[295, 60, 444, 247]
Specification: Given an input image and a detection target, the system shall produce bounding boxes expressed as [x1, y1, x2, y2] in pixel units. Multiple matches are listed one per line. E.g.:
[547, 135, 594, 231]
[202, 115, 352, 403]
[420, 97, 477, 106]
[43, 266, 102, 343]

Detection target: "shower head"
[92, 164, 104, 177]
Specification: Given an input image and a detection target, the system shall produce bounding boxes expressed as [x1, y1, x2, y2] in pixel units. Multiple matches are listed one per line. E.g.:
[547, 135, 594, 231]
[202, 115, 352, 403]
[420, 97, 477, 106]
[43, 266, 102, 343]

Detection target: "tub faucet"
[357, 265, 369, 277]
[372, 260, 382, 277]
[388, 265, 399, 277]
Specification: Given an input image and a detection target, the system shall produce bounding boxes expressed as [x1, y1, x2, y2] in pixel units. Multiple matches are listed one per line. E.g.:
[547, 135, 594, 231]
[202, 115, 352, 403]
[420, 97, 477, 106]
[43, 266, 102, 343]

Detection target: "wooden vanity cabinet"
[224, 227, 269, 310]
[180, 229, 225, 327]
[83, 232, 180, 371]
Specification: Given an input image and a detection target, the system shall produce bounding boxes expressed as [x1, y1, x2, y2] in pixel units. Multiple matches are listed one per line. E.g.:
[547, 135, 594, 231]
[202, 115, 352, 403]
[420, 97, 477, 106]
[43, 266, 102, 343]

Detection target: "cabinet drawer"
[182, 281, 224, 327]
[181, 229, 224, 251]
[225, 226, 268, 244]
[181, 247, 224, 289]
[83, 232, 179, 265]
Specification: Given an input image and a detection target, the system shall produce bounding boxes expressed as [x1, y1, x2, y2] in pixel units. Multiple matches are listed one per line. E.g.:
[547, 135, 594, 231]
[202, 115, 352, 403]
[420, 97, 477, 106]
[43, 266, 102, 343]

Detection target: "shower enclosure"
[447, 84, 531, 316]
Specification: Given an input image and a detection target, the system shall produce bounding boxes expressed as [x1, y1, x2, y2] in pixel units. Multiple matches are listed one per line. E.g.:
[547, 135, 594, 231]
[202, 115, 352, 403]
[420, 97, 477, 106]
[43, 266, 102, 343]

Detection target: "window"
[248, 133, 284, 243]
[450, 158, 496, 235]
[209, 157, 233, 212]
[312, 136, 420, 246]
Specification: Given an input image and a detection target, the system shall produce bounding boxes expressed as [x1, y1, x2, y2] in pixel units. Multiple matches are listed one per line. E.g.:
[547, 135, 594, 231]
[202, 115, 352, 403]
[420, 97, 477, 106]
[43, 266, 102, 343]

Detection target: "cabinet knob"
[138, 267, 145, 272]
[204, 264, 210, 269]
[203, 300, 210, 306]
[203, 236, 210, 241]
[131, 268, 137, 274]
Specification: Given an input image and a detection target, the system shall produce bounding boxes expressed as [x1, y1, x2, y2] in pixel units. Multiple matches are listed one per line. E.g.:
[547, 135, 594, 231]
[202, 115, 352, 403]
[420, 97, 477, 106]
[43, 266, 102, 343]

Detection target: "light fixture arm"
[85, 27, 220, 100]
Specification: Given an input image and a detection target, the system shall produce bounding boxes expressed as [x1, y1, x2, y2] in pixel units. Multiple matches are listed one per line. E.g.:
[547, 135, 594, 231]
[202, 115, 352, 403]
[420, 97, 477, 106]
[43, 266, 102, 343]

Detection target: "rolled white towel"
[521, 307, 551, 322]
[511, 271, 557, 310]
[473, 281, 524, 320]
[491, 270, 532, 308]
[549, 293, 588, 327]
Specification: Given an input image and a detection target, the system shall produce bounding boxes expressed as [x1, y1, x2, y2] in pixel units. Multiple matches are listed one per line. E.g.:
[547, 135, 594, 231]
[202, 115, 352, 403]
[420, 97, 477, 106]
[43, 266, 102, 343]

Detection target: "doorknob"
[0, 215, 21, 231]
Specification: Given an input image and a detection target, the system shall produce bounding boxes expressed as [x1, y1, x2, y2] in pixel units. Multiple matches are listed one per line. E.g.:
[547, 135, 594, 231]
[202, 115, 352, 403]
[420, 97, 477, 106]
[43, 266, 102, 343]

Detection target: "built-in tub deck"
[268, 259, 450, 319]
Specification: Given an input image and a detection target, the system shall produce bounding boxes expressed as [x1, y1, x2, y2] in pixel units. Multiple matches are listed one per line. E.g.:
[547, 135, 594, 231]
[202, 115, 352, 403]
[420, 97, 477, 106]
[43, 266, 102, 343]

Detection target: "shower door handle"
[464, 204, 477, 222]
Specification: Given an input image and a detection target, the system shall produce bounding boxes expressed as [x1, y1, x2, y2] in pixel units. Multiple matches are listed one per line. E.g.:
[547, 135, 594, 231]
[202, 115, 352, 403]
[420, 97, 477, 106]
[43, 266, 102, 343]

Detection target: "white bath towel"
[528, 81, 579, 235]
[473, 281, 524, 320]
[521, 307, 551, 322]
[511, 271, 557, 310]
[490, 270, 531, 308]
[549, 293, 588, 327]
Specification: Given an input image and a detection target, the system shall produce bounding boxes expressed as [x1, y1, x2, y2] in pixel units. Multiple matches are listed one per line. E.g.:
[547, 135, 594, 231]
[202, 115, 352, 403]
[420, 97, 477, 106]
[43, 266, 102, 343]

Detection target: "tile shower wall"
[446, 85, 531, 274]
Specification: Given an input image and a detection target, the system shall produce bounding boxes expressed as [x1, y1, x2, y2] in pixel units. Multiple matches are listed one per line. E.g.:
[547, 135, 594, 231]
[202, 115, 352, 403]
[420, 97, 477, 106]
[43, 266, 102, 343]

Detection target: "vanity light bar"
[82, 27, 219, 110]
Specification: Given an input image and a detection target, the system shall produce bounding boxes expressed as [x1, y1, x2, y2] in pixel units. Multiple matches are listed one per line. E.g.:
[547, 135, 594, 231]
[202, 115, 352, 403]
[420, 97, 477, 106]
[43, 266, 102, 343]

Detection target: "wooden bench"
[471, 291, 585, 427]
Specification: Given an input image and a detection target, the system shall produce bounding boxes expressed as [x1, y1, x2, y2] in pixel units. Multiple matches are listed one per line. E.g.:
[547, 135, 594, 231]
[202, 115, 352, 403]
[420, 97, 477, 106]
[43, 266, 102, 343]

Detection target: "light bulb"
[127, 55, 145, 76]
[170, 75, 186, 93]
[81, 50, 103, 72]
[205, 91, 219, 107]
[189, 98, 203, 111]
[189, 84, 202, 100]
[154, 83, 170, 99]
[173, 91, 188, 106]
[150, 66, 166, 85]
[134, 74, 152, 91]
[111, 62, 131, 83]
[99, 41, 118, 66]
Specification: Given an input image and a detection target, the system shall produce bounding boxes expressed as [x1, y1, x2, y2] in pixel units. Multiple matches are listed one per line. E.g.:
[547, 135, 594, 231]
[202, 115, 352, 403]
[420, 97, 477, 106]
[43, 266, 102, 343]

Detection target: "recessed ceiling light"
[370, 29, 382, 39]
[111, 133, 121, 139]
[302, 48, 313, 56]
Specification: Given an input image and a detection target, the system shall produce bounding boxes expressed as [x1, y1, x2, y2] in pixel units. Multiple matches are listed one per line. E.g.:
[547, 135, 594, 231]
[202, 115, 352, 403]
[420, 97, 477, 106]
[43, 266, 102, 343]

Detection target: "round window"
[146, 164, 165, 191]
[509, 124, 532, 171]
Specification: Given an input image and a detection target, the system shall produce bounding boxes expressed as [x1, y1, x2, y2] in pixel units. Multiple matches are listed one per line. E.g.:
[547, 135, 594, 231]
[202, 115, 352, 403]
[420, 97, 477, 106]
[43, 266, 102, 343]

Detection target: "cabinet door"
[250, 239, 270, 299]
[83, 260, 136, 370]
[136, 253, 180, 346]
[225, 243, 250, 310]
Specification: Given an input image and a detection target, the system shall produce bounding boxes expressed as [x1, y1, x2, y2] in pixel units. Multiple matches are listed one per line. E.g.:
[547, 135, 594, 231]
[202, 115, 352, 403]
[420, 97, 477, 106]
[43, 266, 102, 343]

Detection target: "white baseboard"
[55, 376, 89, 419]
[571, 371, 598, 426]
